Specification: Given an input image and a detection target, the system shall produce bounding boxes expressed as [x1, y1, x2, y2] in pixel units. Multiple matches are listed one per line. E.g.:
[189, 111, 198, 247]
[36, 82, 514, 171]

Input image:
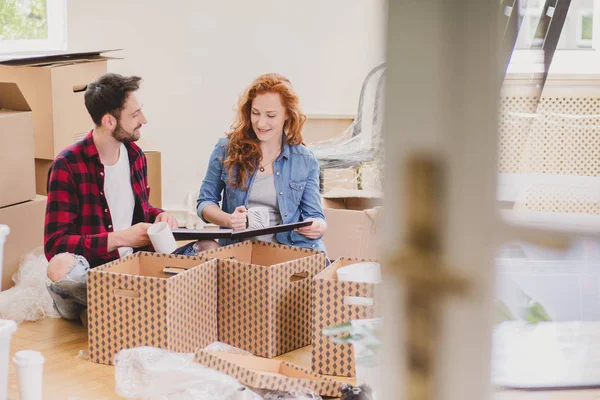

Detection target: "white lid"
[13, 350, 44, 366]
[337, 262, 382, 283]
[0, 319, 17, 337]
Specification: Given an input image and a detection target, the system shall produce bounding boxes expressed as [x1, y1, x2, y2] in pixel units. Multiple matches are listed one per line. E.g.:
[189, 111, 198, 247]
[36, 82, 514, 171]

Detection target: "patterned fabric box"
[312, 257, 380, 377]
[88, 252, 217, 365]
[198, 241, 327, 358]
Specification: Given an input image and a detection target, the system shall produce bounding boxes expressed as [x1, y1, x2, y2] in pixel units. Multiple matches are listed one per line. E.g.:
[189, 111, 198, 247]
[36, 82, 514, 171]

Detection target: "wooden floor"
[6, 318, 346, 399]
[8, 318, 600, 399]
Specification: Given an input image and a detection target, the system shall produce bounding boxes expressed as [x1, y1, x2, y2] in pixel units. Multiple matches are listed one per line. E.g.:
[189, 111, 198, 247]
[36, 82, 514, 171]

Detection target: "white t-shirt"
[104, 143, 135, 257]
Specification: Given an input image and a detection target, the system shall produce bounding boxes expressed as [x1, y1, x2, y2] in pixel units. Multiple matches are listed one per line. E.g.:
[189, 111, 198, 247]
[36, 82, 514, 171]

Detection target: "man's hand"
[229, 206, 248, 231]
[295, 218, 326, 239]
[155, 212, 178, 229]
[108, 222, 152, 251]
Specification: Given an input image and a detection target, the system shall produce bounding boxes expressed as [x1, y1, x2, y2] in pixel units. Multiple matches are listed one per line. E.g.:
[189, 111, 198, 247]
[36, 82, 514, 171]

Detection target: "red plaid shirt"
[44, 131, 163, 267]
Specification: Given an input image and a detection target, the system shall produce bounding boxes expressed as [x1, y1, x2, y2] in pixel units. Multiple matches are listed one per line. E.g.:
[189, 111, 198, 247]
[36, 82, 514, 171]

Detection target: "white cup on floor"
[0, 320, 17, 400]
[13, 350, 44, 400]
[148, 222, 177, 254]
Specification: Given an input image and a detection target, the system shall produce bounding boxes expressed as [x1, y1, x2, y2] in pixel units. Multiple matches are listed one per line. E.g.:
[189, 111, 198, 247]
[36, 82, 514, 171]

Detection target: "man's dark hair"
[84, 73, 142, 126]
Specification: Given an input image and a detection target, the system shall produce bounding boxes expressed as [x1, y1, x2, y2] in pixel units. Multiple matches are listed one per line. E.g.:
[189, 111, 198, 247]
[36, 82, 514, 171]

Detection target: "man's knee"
[47, 253, 77, 282]
[196, 240, 220, 252]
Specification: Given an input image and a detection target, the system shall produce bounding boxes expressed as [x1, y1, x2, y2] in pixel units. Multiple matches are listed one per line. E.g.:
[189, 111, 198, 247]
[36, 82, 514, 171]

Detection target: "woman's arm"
[295, 155, 327, 239]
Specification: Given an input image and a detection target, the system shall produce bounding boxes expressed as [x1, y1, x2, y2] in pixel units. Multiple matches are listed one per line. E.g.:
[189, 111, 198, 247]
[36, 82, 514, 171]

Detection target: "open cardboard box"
[88, 252, 217, 365]
[0, 196, 46, 291]
[0, 82, 36, 208]
[0, 50, 118, 159]
[322, 189, 382, 260]
[195, 350, 343, 397]
[197, 241, 327, 358]
[312, 257, 381, 377]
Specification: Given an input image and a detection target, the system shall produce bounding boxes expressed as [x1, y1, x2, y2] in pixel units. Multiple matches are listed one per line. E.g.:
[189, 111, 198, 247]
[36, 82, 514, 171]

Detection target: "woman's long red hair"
[225, 73, 306, 189]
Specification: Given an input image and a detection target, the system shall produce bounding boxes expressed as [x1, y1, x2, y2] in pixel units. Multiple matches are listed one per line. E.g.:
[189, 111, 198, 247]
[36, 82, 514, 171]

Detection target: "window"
[0, 0, 67, 53]
[508, 0, 600, 74]
[577, 9, 594, 47]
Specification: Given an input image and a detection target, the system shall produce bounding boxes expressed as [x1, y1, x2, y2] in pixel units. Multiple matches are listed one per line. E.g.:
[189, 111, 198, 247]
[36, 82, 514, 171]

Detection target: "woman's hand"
[295, 218, 326, 239]
[229, 206, 248, 231]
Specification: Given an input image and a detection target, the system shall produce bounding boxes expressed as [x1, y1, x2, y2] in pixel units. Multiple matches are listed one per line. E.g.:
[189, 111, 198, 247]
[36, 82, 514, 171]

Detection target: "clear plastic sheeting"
[114, 347, 261, 400]
[0, 247, 59, 323]
[309, 64, 385, 193]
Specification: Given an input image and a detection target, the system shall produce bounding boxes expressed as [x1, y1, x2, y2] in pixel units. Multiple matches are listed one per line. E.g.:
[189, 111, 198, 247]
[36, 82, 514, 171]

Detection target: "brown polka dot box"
[312, 257, 381, 377]
[197, 241, 327, 359]
[194, 350, 343, 397]
[87, 252, 218, 365]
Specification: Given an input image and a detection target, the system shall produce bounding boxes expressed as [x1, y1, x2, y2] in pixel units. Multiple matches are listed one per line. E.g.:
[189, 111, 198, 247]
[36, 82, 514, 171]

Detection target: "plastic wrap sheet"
[0, 247, 60, 323]
[114, 346, 260, 400]
[309, 63, 385, 193]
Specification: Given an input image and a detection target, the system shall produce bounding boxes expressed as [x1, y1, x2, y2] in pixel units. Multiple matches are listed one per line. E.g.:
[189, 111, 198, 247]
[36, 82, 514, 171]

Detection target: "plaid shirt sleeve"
[44, 158, 110, 261]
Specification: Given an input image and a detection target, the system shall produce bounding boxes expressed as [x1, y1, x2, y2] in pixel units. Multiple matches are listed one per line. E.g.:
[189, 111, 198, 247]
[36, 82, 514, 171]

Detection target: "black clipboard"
[171, 220, 313, 241]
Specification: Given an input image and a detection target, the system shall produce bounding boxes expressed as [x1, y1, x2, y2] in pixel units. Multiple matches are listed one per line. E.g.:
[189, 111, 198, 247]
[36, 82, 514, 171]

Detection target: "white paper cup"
[247, 207, 270, 230]
[148, 222, 177, 254]
[337, 262, 382, 306]
[0, 320, 16, 400]
[13, 350, 44, 400]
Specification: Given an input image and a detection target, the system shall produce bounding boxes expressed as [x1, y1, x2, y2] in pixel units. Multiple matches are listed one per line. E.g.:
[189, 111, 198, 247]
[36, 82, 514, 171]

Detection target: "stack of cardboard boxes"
[0, 82, 45, 291]
[0, 50, 113, 290]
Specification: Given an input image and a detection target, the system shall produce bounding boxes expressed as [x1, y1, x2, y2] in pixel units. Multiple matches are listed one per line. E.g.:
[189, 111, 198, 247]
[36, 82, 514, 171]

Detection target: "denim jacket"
[197, 136, 326, 252]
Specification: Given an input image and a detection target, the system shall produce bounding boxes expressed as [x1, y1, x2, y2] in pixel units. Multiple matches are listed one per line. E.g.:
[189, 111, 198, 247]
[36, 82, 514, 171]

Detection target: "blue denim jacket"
[197, 137, 326, 252]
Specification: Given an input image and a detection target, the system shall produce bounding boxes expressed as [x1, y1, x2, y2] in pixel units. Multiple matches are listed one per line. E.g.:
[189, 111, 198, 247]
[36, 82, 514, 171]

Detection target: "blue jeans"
[46, 242, 200, 320]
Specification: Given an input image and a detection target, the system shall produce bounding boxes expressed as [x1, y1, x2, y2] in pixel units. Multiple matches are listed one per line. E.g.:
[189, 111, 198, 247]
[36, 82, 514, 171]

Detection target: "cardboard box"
[0, 196, 46, 290]
[0, 83, 36, 208]
[303, 115, 354, 145]
[322, 189, 383, 260]
[312, 257, 380, 377]
[34, 159, 53, 195]
[0, 50, 115, 159]
[87, 252, 217, 365]
[145, 151, 162, 208]
[198, 241, 327, 358]
[195, 350, 343, 397]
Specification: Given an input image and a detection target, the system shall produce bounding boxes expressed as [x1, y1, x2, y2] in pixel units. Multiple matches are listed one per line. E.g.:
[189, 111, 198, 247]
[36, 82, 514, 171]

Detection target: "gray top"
[247, 174, 282, 243]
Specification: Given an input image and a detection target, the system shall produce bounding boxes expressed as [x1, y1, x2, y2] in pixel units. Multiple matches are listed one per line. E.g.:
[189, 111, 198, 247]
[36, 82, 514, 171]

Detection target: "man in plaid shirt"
[44, 73, 218, 326]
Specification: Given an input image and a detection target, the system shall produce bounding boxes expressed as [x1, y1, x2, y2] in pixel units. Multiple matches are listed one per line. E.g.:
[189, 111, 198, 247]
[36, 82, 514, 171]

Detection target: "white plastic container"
[336, 261, 382, 305]
[0, 320, 17, 400]
[13, 350, 44, 400]
[0, 225, 9, 293]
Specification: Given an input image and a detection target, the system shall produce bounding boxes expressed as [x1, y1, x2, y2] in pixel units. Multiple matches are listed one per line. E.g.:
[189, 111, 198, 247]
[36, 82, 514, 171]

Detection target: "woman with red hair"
[197, 73, 327, 251]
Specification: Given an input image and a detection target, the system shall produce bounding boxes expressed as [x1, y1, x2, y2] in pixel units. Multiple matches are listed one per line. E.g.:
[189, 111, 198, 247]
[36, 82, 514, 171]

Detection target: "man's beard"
[112, 121, 141, 143]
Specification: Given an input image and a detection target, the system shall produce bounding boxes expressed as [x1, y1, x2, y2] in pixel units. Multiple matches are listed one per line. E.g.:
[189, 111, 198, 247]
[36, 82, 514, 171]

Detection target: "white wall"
[68, 0, 387, 212]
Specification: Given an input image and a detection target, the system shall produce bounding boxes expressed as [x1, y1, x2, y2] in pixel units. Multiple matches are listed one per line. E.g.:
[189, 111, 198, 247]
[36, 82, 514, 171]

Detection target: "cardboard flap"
[0, 49, 121, 66]
[322, 188, 383, 210]
[251, 241, 317, 266]
[0, 82, 30, 111]
[194, 351, 342, 397]
[94, 251, 207, 279]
